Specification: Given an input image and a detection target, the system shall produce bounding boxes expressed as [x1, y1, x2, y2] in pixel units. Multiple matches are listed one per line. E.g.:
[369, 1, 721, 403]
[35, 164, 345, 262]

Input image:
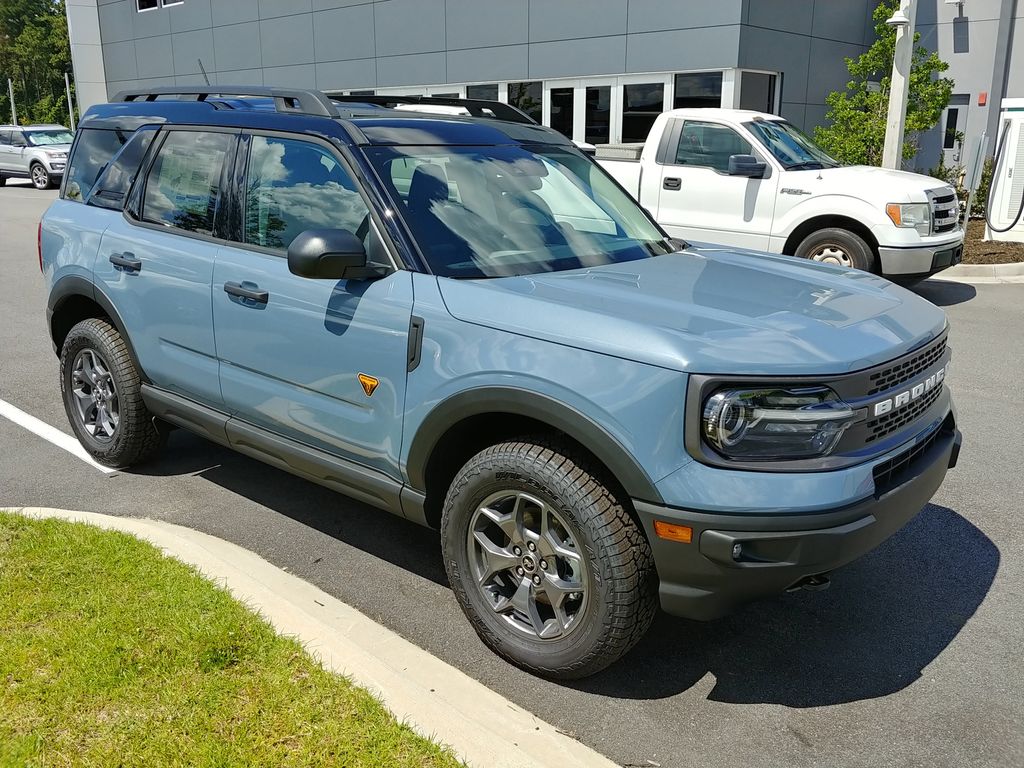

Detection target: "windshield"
[365, 144, 673, 278]
[26, 129, 73, 146]
[744, 120, 840, 170]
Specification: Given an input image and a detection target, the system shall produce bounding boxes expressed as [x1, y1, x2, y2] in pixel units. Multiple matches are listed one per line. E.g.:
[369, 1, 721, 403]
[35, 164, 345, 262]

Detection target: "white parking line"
[0, 398, 115, 474]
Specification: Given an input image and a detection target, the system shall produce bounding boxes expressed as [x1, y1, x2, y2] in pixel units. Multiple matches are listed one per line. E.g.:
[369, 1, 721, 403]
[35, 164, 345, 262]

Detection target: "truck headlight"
[886, 202, 930, 236]
[701, 386, 857, 460]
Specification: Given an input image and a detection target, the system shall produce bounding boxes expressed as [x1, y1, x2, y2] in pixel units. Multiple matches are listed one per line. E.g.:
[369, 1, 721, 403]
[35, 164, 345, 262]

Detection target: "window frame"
[136, 0, 159, 12]
[233, 129, 400, 271]
[671, 119, 756, 175]
[127, 126, 240, 245]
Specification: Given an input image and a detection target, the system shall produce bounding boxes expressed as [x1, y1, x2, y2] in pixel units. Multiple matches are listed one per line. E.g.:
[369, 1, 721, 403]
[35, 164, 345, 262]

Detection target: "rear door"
[212, 132, 412, 478]
[94, 127, 237, 407]
[655, 119, 778, 250]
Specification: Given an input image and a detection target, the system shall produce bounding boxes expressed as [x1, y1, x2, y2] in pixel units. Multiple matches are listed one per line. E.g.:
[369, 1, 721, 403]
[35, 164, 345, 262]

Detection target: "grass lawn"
[0, 512, 462, 767]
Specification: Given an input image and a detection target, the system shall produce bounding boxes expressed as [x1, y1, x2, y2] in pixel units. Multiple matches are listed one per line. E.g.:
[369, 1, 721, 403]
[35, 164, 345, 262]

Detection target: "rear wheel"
[30, 163, 53, 190]
[60, 318, 164, 467]
[441, 439, 657, 679]
[795, 227, 876, 273]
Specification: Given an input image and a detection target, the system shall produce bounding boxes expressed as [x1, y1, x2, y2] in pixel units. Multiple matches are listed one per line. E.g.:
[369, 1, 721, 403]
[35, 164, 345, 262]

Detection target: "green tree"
[0, 0, 74, 125]
[814, 0, 954, 168]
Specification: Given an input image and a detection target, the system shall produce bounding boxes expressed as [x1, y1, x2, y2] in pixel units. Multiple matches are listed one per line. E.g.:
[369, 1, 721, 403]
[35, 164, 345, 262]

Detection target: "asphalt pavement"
[1, 180, 1021, 767]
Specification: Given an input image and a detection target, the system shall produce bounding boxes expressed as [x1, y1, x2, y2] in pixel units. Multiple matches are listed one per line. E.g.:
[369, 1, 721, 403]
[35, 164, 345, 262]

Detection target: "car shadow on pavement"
[912, 279, 977, 306]
[572, 503, 998, 706]
[134, 432, 449, 586]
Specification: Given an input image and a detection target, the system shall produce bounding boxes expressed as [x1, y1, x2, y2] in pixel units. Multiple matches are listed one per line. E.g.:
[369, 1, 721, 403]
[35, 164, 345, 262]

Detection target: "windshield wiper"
[787, 161, 825, 170]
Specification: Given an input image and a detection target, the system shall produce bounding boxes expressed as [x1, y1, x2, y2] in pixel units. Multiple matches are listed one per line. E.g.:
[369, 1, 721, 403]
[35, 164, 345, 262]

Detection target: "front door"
[656, 118, 778, 250]
[212, 133, 412, 478]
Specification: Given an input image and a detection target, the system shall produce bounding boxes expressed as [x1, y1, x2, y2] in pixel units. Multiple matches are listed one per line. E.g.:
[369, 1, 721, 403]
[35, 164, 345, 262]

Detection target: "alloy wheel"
[70, 348, 120, 442]
[31, 165, 48, 189]
[467, 490, 588, 640]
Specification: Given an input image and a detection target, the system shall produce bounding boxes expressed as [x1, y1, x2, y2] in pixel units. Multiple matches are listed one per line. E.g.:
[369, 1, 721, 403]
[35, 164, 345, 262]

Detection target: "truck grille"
[929, 188, 959, 234]
[872, 415, 952, 496]
[866, 334, 947, 395]
[865, 385, 943, 442]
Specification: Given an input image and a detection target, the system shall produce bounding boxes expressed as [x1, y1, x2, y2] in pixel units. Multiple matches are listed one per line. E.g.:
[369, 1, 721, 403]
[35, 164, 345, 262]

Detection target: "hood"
[795, 165, 952, 204]
[437, 246, 947, 376]
[32, 143, 71, 153]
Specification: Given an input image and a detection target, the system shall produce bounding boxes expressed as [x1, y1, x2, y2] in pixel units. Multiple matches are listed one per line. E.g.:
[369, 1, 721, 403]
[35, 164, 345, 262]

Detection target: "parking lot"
[1, 180, 1021, 768]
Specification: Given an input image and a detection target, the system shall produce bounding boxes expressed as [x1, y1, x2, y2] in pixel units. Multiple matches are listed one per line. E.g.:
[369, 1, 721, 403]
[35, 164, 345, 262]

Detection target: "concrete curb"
[9, 507, 618, 768]
[935, 261, 1024, 284]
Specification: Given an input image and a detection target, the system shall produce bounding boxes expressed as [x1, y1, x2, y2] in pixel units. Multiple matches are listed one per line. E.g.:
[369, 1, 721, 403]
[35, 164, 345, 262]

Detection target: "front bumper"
[878, 239, 963, 278]
[634, 417, 961, 621]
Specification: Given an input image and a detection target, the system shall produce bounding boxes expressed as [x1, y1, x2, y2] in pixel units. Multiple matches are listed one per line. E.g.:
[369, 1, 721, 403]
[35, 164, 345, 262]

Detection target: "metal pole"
[882, 0, 916, 169]
[64, 72, 76, 131]
[7, 78, 16, 125]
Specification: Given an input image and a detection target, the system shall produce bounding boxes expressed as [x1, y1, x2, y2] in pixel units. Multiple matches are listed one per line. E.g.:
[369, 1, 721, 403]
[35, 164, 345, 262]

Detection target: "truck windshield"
[744, 120, 840, 170]
[26, 129, 73, 146]
[365, 144, 674, 278]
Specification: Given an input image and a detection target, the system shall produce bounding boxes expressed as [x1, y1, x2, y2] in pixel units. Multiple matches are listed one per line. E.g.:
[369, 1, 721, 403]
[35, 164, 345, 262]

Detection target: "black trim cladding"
[405, 386, 664, 504]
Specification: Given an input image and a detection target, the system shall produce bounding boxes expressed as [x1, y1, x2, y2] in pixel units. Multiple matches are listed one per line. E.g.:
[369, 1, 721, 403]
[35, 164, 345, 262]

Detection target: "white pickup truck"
[596, 108, 964, 280]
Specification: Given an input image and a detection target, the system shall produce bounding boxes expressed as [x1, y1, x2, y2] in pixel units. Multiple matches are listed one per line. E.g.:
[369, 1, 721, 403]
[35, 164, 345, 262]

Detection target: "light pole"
[881, 0, 916, 169]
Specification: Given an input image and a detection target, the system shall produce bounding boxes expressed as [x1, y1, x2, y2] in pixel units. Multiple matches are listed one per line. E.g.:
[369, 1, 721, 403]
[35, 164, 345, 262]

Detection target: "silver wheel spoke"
[509, 578, 546, 636]
[473, 531, 519, 584]
[69, 348, 119, 443]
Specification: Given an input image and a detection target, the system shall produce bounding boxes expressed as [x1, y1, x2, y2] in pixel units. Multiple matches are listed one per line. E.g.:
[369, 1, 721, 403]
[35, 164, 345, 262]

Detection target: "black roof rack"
[330, 95, 537, 125]
[112, 86, 339, 118]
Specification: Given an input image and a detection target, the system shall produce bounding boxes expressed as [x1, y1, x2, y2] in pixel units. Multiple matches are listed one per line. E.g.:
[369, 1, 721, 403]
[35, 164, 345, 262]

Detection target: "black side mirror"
[287, 228, 386, 280]
[728, 154, 767, 178]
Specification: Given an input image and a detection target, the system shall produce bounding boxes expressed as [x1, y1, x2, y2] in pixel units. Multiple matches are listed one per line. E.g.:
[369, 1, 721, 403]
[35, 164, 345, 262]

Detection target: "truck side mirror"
[728, 154, 766, 178]
[287, 228, 387, 280]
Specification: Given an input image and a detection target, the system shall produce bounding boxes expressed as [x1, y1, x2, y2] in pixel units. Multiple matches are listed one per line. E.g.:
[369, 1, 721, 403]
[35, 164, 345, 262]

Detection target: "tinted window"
[674, 72, 723, 109]
[549, 87, 574, 139]
[87, 128, 157, 210]
[0, 130, 10, 144]
[585, 86, 610, 145]
[508, 82, 541, 123]
[142, 130, 232, 235]
[674, 120, 752, 172]
[64, 128, 129, 202]
[466, 84, 498, 101]
[10, 131, 26, 147]
[244, 135, 369, 251]
[622, 83, 664, 143]
[739, 72, 777, 113]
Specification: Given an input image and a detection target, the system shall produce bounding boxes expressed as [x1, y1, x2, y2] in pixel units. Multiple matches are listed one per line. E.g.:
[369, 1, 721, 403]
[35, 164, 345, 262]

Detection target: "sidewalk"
[937, 261, 1024, 284]
[11, 507, 618, 768]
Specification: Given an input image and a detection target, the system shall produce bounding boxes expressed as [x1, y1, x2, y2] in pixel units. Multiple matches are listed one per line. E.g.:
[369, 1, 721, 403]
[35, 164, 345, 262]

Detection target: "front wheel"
[441, 439, 657, 679]
[60, 318, 164, 467]
[795, 227, 876, 273]
[30, 163, 54, 190]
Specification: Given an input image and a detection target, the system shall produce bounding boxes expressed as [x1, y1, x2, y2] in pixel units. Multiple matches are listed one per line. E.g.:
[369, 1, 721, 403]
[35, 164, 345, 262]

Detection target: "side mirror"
[728, 154, 767, 178]
[287, 228, 385, 280]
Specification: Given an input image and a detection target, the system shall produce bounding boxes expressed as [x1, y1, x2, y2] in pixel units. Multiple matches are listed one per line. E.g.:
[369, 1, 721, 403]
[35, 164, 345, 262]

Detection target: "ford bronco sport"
[41, 87, 961, 679]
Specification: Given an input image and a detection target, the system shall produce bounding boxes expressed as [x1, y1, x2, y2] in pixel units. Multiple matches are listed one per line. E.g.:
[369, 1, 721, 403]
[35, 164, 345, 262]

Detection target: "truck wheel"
[441, 439, 657, 679]
[30, 163, 54, 190]
[60, 318, 164, 468]
[795, 227, 876, 272]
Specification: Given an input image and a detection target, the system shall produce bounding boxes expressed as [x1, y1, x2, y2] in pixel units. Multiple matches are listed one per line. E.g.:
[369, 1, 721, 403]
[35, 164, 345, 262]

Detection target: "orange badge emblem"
[358, 373, 380, 397]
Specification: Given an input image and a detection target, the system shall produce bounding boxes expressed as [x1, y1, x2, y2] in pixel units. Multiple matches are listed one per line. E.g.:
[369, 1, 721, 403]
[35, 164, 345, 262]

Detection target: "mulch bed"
[963, 220, 1024, 265]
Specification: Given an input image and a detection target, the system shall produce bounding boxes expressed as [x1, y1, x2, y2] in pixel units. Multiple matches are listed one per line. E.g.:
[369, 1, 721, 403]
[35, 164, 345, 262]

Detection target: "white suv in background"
[0, 124, 73, 189]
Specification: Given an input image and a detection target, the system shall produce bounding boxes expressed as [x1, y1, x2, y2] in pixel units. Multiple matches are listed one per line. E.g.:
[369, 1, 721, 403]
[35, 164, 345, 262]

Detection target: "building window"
[508, 81, 541, 123]
[739, 72, 777, 113]
[585, 86, 610, 144]
[466, 84, 498, 101]
[549, 87, 574, 139]
[622, 83, 664, 143]
[943, 108, 960, 149]
[137, 0, 159, 10]
[161, 0, 184, 7]
[349, 90, 375, 96]
[674, 72, 723, 109]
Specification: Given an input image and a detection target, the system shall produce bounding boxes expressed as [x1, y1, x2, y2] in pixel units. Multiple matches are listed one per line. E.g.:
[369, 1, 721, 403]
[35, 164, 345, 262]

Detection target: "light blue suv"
[41, 88, 961, 678]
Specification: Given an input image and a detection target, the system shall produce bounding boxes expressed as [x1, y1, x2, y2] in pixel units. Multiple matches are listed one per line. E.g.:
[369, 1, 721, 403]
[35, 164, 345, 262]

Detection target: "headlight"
[885, 202, 930, 236]
[45, 151, 67, 159]
[701, 386, 857, 460]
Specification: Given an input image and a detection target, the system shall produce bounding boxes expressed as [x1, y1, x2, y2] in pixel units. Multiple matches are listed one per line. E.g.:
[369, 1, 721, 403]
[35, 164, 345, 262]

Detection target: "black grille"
[865, 385, 943, 442]
[867, 335, 947, 395]
[872, 416, 952, 495]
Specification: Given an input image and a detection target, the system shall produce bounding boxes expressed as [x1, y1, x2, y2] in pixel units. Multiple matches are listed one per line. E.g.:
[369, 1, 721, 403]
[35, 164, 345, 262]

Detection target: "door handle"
[224, 281, 269, 304]
[109, 252, 142, 272]
[663, 177, 682, 191]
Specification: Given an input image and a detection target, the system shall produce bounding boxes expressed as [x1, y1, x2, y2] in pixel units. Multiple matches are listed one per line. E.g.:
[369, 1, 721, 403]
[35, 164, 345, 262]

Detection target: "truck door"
[656, 119, 778, 250]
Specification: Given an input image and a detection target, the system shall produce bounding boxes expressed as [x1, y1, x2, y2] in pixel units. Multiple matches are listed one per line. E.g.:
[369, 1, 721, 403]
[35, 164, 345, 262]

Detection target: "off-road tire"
[60, 318, 164, 467]
[441, 438, 657, 679]
[795, 227, 877, 273]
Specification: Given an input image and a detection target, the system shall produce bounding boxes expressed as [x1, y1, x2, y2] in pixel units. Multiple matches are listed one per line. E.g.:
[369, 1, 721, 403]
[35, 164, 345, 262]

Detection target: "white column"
[721, 69, 740, 109]
[882, 0, 917, 169]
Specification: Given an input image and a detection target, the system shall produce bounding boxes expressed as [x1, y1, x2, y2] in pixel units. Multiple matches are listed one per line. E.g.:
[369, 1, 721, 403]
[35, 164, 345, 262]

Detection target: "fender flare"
[47, 275, 147, 381]
[405, 386, 664, 504]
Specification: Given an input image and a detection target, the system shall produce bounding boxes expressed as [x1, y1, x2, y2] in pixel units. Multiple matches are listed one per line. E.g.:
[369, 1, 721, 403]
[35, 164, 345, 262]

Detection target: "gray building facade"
[65, 0, 1022, 162]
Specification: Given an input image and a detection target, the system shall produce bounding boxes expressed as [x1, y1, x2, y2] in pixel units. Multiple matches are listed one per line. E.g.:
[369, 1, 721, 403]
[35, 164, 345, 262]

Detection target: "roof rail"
[330, 95, 537, 125]
[111, 86, 339, 118]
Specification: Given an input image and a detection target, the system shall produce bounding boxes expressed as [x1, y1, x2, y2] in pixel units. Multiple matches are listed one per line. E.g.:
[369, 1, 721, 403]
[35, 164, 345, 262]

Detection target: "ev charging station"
[986, 98, 1024, 242]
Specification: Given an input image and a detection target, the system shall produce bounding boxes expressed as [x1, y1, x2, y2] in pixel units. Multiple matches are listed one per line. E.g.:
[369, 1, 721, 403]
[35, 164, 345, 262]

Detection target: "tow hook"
[787, 574, 831, 592]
